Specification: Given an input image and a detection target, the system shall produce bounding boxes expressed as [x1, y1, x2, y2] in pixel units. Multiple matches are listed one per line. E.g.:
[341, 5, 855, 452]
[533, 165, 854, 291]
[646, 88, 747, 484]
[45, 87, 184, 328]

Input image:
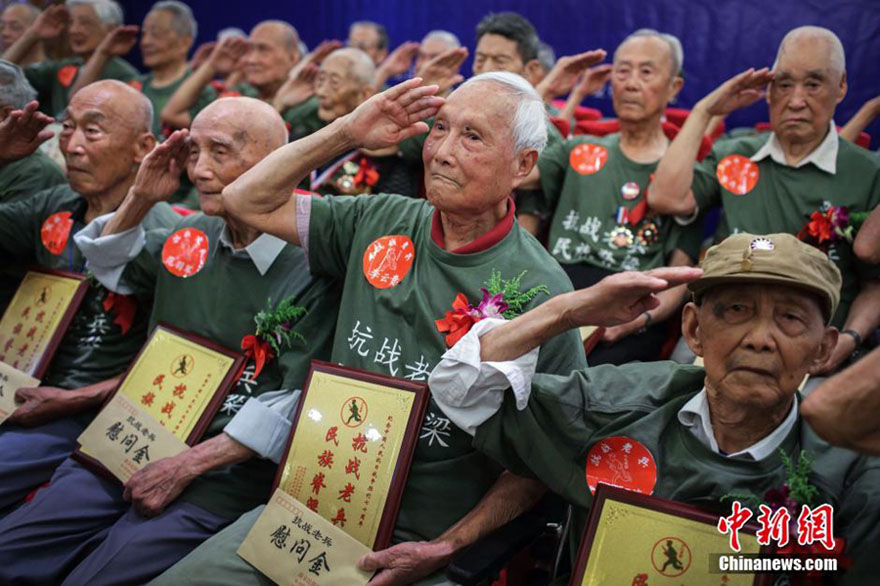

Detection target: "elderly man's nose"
[742, 319, 777, 352]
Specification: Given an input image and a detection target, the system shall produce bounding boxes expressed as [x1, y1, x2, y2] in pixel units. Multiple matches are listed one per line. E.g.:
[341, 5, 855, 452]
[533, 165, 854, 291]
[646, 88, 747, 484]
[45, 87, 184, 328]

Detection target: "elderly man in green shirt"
[2, 1, 139, 117]
[0, 80, 177, 513]
[647, 26, 880, 373]
[430, 232, 880, 578]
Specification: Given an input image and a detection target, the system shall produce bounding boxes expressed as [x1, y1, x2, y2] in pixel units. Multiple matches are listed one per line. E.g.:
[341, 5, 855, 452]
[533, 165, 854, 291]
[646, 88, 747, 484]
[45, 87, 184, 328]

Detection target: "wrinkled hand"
[0, 101, 54, 164]
[32, 5, 69, 40]
[301, 39, 343, 68]
[97, 25, 139, 57]
[815, 333, 857, 375]
[565, 266, 703, 328]
[276, 63, 318, 110]
[189, 41, 217, 70]
[208, 36, 249, 76]
[380, 41, 419, 77]
[359, 541, 452, 586]
[7, 386, 69, 427]
[536, 49, 607, 101]
[573, 64, 613, 97]
[131, 130, 189, 202]
[123, 453, 196, 517]
[416, 47, 468, 95]
[697, 67, 774, 117]
[343, 78, 444, 150]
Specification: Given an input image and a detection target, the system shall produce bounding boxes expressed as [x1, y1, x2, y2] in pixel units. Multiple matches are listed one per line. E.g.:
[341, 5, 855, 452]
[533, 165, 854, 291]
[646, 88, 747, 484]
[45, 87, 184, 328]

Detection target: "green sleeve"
[24, 61, 58, 108]
[692, 145, 723, 212]
[103, 57, 139, 82]
[0, 189, 45, 258]
[0, 153, 67, 203]
[834, 457, 880, 560]
[120, 224, 174, 298]
[534, 136, 572, 217]
[666, 215, 705, 263]
[189, 85, 219, 121]
[277, 277, 340, 390]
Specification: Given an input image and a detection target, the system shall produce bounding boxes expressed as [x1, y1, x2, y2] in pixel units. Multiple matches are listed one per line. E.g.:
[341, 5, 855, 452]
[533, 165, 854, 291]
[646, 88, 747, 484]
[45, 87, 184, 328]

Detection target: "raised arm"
[0, 101, 55, 166]
[69, 25, 139, 97]
[222, 77, 444, 245]
[648, 68, 774, 216]
[558, 63, 612, 121]
[2, 4, 67, 63]
[854, 206, 880, 264]
[273, 40, 342, 112]
[160, 36, 249, 130]
[372, 41, 419, 93]
[840, 95, 880, 144]
[479, 266, 703, 362]
[102, 130, 188, 236]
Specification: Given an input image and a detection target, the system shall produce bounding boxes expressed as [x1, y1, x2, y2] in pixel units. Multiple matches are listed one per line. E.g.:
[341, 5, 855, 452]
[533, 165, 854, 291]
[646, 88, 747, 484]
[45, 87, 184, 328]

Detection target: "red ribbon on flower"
[240, 334, 275, 379]
[434, 293, 481, 347]
[102, 292, 136, 335]
[353, 157, 379, 187]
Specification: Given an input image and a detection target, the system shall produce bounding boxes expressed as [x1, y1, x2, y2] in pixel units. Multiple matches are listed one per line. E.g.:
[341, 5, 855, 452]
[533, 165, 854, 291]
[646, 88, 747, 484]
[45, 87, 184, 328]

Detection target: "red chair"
[549, 100, 603, 122]
[573, 119, 714, 161]
[666, 107, 726, 140]
[548, 116, 570, 138]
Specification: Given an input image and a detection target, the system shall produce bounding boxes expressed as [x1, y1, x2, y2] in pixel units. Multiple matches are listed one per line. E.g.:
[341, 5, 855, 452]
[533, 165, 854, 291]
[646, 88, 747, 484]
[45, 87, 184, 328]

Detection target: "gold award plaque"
[277, 368, 418, 549]
[0, 270, 86, 376]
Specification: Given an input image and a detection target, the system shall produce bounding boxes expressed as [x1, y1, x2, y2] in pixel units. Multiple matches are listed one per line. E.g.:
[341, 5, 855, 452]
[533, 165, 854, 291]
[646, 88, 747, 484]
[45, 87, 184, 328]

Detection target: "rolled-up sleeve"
[223, 389, 302, 463]
[74, 213, 146, 295]
[428, 318, 539, 436]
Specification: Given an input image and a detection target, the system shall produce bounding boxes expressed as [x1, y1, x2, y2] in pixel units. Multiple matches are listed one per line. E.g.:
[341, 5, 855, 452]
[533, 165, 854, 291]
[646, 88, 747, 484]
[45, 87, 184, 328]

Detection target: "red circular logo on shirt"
[716, 154, 760, 196]
[586, 436, 657, 495]
[128, 80, 144, 92]
[363, 235, 415, 289]
[569, 143, 608, 176]
[161, 227, 209, 278]
[57, 65, 79, 88]
[40, 211, 74, 255]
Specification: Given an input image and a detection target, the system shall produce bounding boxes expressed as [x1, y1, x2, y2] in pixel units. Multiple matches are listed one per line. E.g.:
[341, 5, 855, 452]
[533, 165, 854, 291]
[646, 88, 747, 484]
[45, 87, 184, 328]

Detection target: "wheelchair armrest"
[445, 511, 546, 585]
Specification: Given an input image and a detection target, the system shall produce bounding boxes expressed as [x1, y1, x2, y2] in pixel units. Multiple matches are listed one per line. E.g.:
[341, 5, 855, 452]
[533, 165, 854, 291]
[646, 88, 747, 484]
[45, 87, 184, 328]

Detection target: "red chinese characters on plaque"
[275, 361, 428, 549]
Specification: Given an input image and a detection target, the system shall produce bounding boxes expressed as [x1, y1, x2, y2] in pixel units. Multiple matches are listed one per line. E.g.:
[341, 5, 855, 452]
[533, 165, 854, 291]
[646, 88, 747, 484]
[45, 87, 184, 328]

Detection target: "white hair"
[0, 59, 37, 109]
[66, 0, 123, 27]
[773, 26, 846, 78]
[421, 30, 460, 49]
[150, 1, 197, 40]
[324, 47, 375, 87]
[619, 28, 684, 77]
[457, 71, 548, 154]
[217, 27, 246, 41]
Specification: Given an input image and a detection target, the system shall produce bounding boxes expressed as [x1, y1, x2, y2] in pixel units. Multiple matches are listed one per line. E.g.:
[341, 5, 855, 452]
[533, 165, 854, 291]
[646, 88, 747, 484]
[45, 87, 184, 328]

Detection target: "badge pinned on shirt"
[569, 143, 608, 176]
[40, 211, 74, 255]
[363, 235, 415, 289]
[161, 227, 209, 278]
[621, 181, 641, 200]
[636, 220, 660, 246]
[586, 435, 657, 495]
[716, 154, 760, 196]
[608, 226, 634, 250]
[57, 65, 79, 88]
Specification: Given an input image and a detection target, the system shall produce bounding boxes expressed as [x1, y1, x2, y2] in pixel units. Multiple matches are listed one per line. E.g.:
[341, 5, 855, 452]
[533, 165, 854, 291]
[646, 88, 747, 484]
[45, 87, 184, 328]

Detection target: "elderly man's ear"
[807, 327, 838, 375]
[681, 302, 704, 358]
[133, 133, 158, 165]
[511, 148, 539, 188]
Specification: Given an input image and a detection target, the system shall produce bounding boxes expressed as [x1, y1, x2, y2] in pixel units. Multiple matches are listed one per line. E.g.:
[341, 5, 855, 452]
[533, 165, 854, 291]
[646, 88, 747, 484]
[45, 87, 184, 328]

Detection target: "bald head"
[775, 26, 846, 80]
[72, 79, 153, 135]
[195, 97, 287, 153]
[322, 47, 376, 87]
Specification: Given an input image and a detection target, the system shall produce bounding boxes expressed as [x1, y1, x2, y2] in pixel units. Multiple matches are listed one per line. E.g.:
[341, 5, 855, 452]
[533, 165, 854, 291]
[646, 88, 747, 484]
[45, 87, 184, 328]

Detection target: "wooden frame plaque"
[570, 484, 769, 586]
[74, 323, 244, 481]
[274, 360, 429, 551]
[0, 267, 88, 378]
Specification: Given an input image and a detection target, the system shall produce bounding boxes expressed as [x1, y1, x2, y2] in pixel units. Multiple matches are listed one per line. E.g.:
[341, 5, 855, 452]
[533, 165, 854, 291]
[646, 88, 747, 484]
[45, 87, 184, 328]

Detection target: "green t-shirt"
[308, 193, 586, 542]
[0, 185, 177, 390]
[282, 96, 326, 142]
[133, 70, 191, 138]
[534, 133, 701, 271]
[475, 362, 880, 564]
[189, 82, 260, 121]
[0, 152, 68, 311]
[25, 56, 140, 117]
[118, 213, 339, 519]
[692, 134, 880, 326]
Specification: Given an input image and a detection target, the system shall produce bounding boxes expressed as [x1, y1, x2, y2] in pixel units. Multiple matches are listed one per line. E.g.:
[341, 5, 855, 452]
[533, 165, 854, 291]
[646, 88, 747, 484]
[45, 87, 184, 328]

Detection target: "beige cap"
[687, 233, 841, 323]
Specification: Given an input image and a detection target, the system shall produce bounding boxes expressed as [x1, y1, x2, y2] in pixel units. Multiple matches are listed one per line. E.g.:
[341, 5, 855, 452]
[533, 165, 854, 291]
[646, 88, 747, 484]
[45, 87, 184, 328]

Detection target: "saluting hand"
[696, 67, 774, 117]
[96, 25, 140, 58]
[0, 101, 55, 165]
[342, 77, 444, 150]
[131, 129, 190, 203]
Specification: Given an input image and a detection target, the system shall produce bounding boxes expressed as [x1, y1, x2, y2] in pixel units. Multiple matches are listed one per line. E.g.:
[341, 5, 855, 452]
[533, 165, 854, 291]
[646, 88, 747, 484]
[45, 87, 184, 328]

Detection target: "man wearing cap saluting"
[429, 232, 880, 568]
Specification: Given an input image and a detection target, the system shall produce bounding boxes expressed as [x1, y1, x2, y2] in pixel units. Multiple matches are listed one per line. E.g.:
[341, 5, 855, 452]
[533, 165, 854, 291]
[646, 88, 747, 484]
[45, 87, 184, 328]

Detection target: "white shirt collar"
[677, 388, 798, 460]
[218, 226, 287, 276]
[750, 119, 839, 175]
